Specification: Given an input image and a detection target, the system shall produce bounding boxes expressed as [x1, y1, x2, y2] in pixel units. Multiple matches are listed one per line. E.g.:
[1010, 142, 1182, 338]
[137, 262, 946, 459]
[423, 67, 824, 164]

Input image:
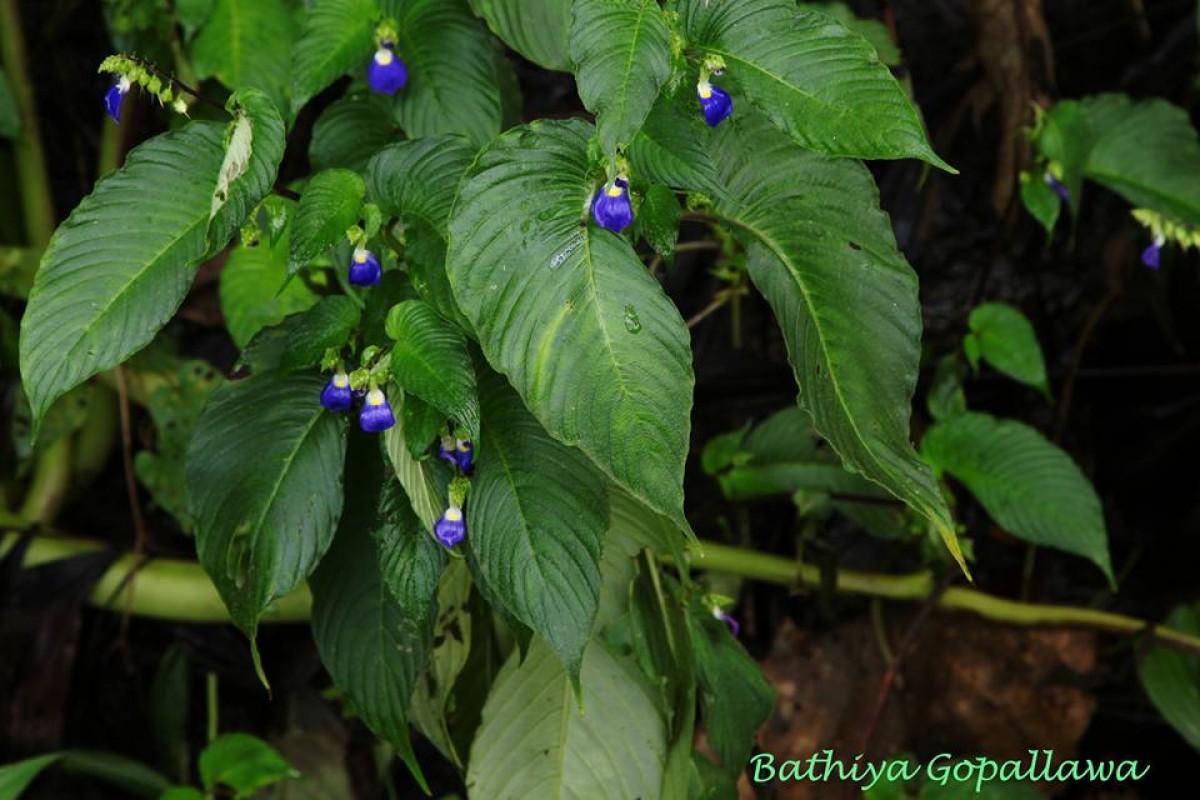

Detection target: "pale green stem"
[17, 436, 73, 524]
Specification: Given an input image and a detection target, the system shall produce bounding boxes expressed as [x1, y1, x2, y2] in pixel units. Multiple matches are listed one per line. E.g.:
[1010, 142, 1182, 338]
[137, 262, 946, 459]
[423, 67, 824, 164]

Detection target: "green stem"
[73, 385, 119, 484]
[4, 531, 1198, 656]
[206, 672, 219, 744]
[17, 436, 74, 524]
[0, 0, 56, 246]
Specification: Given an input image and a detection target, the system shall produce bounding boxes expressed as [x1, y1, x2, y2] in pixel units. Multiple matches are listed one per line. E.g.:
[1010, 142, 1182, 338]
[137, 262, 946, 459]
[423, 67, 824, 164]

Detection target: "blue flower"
[104, 76, 131, 124]
[591, 178, 634, 233]
[697, 81, 733, 127]
[359, 388, 396, 433]
[712, 606, 740, 637]
[368, 44, 408, 96]
[434, 505, 466, 549]
[1044, 172, 1070, 203]
[320, 372, 352, 411]
[1142, 235, 1165, 270]
[349, 247, 382, 286]
[437, 437, 474, 474]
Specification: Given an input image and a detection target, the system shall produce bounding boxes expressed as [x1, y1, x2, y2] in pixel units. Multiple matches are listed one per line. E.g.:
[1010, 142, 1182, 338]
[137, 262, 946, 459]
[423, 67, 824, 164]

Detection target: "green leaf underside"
[701, 114, 960, 567]
[20, 122, 226, 429]
[570, 0, 672, 156]
[922, 412, 1113, 582]
[208, 89, 286, 253]
[382, 393, 448, 529]
[310, 93, 399, 175]
[387, 0, 504, 146]
[967, 303, 1048, 391]
[446, 119, 693, 533]
[288, 169, 366, 273]
[468, 370, 608, 677]
[470, 0, 572, 71]
[291, 0, 377, 117]
[385, 300, 480, 438]
[191, 0, 295, 118]
[680, 0, 948, 168]
[188, 372, 347, 636]
[311, 467, 441, 791]
[466, 640, 667, 799]
[1138, 605, 1200, 750]
[220, 225, 319, 347]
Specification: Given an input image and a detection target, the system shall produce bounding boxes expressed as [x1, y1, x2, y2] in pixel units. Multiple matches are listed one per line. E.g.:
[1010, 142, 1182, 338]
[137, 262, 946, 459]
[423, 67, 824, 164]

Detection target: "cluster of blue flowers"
[590, 73, 732, 233]
[437, 437, 474, 474]
[320, 373, 395, 433]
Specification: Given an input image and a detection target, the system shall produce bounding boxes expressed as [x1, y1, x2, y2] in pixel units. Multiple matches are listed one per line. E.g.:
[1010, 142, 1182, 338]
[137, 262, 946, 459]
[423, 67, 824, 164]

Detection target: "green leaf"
[385, 300, 480, 438]
[291, 0, 378, 117]
[1138, 604, 1200, 750]
[797, 2, 902, 66]
[208, 88, 287, 252]
[310, 93, 399, 175]
[702, 114, 962, 570]
[467, 370, 608, 677]
[0, 754, 60, 800]
[447, 119, 694, 533]
[636, 184, 681, 263]
[191, 0, 296, 115]
[470, 0, 572, 71]
[311, 454, 441, 790]
[685, 598, 773, 772]
[628, 91, 721, 194]
[0, 68, 18, 140]
[466, 640, 668, 799]
[239, 296, 362, 373]
[20, 122, 225, 431]
[966, 303, 1049, 393]
[220, 222, 319, 348]
[1019, 170, 1062, 236]
[288, 169, 365, 273]
[570, 0, 672, 156]
[382, 393, 449, 528]
[679, 0, 947, 168]
[921, 412, 1113, 582]
[198, 734, 297, 796]
[160, 788, 206, 800]
[188, 372, 348, 640]
[387, 0, 503, 146]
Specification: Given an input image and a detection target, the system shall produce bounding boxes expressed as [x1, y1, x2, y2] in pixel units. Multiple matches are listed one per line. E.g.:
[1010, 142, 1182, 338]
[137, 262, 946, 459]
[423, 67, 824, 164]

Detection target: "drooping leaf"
[466, 640, 668, 799]
[288, 169, 365, 273]
[220, 217, 319, 347]
[701, 113, 962, 568]
[570, 0, 672, 156]
[291, 0, 378, 117]
[1138, 604, 1200, 751]
[382, 392, 449, 528]
[198, 734, 297, 797]
[635, 184, 681, 263]
[470, 0, 572, 71]
[1019, 170, 1062, 236]
[188, 372, 347, 641]
[311, 452, 440, 790]
[965, 303, 1049, 393]
[20, 122, 225, 431]
[191, 0, 296, 115]
[446, 119, 694, 533]
[400, 393, 444, 458]
[239, 296, 362, 373]
[685, 598, 774, 772]
[0, 755, 61, 799]
[921, 412, 1113, 582]
[207, 88, 287, 252]
[310, 92, 400, 175]
[679, 0, 948, 168]
[386, 0, 503, 146]
[467, 370, 608, 678]
[385, 300, 480, 438]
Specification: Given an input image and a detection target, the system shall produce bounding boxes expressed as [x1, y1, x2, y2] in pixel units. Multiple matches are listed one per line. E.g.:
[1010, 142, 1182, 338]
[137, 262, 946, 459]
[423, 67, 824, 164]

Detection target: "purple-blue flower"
[104, 76, 131, 124]
[697, 81, 733, 127]
[349, 247, 382, 286]
[591, 178, 634, 233]
[1142, 235, 1165, 270]
[434, 505, 466, 549]
[437, 437, 474, 474]
[320, 372, 352, 411]
[368, 44, 408, 96]
[359, 388, 395, 433]
[712, 607, 740, 638]
[1044, 172, 1070, 203]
